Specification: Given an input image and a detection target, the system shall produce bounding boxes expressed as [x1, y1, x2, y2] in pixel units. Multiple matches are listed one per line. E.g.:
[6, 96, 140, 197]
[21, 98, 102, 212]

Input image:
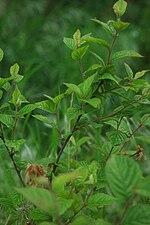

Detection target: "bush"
[0, 0, 150, 224]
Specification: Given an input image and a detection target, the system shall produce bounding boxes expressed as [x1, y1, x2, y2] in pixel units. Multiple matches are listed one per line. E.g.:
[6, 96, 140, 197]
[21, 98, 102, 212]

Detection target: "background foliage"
[0, 0, 150, 224]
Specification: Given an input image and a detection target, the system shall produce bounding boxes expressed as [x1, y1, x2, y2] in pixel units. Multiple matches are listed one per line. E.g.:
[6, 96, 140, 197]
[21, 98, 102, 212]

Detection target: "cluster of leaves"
[0, 0, 150, 224]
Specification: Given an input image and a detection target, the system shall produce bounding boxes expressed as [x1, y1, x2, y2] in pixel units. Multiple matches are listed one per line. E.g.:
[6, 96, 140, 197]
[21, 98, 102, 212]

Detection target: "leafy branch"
[0, 124, 26, 187]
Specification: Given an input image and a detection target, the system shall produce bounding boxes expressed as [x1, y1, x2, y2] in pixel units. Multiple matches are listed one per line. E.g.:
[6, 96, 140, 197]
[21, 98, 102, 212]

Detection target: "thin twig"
[107, 31, 118, 64]
[65, 187, 93, 225]
[119, 114, 150, 152]
[78, 59, 85, 80]
[0, 124, 26, 187]
[49, 114, 82, 181]
[56, 104, 63, 146]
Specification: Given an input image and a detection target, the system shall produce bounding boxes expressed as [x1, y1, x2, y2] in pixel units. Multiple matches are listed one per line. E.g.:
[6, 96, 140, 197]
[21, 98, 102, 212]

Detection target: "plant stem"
[107, 31, 118, 64]
[65, 187, 93, 225]
[0, 124, 26, 187]
[56, 104, 63, 146]
[106, 146, 114, 161]
[78, 59, 85, 80]
[49, 114, 82, 181]
[119, 114, 150, 152]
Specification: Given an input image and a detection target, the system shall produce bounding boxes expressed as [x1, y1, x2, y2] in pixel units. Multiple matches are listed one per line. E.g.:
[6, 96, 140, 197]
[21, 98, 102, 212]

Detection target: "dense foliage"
[0, 0, 150, 224]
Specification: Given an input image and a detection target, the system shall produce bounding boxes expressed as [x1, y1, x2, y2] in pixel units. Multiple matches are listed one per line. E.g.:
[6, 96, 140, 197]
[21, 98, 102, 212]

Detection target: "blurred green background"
[0, 0, 149, 99]
[0, 0, 150, 195]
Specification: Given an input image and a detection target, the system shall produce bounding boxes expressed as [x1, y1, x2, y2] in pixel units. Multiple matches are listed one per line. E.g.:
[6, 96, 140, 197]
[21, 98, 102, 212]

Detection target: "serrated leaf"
[71, 215, 95, 225]
[82, 98, 101, 108]
[141, 114, 150, 126]
[124, 63, 133, 79]
[52, 168, 88, 193]
[105, 155, 142, 199]
[0, 48, 4, 62]
[35, 100, 56, 113]
[29, 208, 50, 221]
[107, 130, 127, 145]
[88, 193, 116, 208]
[63, 37, 76, 50]
[0, 114, 14, 128]
[72, 45, 89, 60]
[58, 198, 73, 215]
[82, 37, 110, 49]
[135, 177, 150, 197]
[16, 187, 55, 216]
[10, 63, 19, 77]
[0, 198, 13, 208]
[113, 0, 127, 17]
[32, 114, 55, 127]
[18, 104, 37, 116]
[134, 70, 149, 79]
[76, 136, 90, 147]
[67, 106, 81, 121]
[112, 50, 143, 61]
[122, 205, 150, 225]
[53, 93, 64, 104]
[64, 83, 82, 96]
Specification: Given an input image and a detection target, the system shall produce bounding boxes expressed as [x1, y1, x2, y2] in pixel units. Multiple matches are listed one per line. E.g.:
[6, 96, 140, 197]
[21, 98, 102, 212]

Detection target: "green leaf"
[99, 73, 120, 85]
[53, 93, 64, 104]
[0, 198, 13, 208]
[64, 83, 82, 96]
[135, 177, 150, 197]
[141, 114, 150, 126]
[82, 73, 97, 97]
[52, 168, 88, 193]
[29, 208, 50, 221]
[35, 100, 56, 113]
[82, 98, 101, 108]
[134, 70, 149, 79]
[11, 85, 28, 106]
[71, 215, 95, 225]
[113, 0, 127, 17]
[73, 29, 81, 47]
[112, 50, 143, 61]
[91, 19, 115, 36]
[124, 63, 133, 79]
[85, 64, 102, 73]
[18, 104, 37, 116]
[63, 37, 76, 50]
[10, 63, 19, 77]
[58, 198, 73, 215]
[72, 45, 89, 60]
[0, 48, 4, 62]
[76, 136, 90, 147]
[32, 114, 55, 127]
[105, 155, 142, 199]
[88, 193, 116, 208]
[16, 187, 55, 216]
[39, 222, 56, 225]
[89, 51, 105, 65]
[82, 37, 110, 49]
[107, 130, 127, 145]
[67, 106, 81, 121]
[122, 205, 150, 225]
[0, 77, 13, 88]
[109, 20, 129, 32]
[0, 114, 14, 128]
[5, 139, 25, 150]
